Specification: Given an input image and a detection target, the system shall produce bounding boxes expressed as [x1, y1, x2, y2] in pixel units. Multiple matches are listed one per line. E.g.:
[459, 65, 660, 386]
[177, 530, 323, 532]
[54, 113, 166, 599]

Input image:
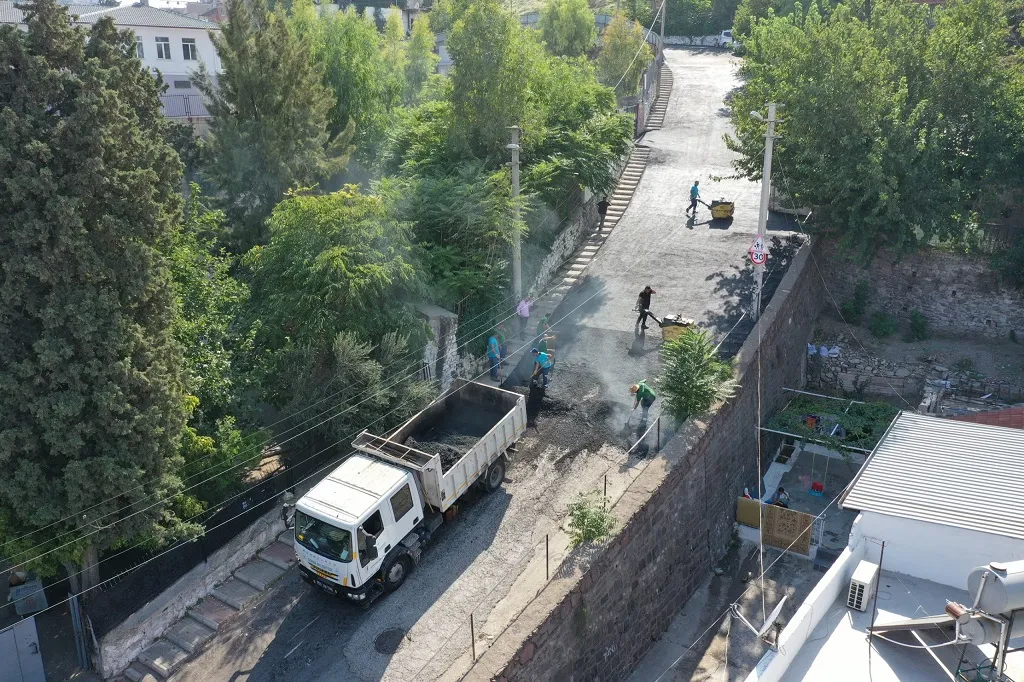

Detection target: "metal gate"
[0, 617, 46, 682]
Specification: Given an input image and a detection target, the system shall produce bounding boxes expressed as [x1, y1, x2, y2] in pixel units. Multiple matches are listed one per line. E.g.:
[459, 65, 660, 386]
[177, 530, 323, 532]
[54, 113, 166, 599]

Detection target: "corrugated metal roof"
[950, 405, 1024, 430]
[840, 411, 1024, 540]
[0, 1, 218, 29]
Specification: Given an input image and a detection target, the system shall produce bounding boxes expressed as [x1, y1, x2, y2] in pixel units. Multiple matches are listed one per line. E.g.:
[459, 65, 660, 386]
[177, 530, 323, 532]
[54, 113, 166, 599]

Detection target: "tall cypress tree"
[0, 0, 189, 590]
[196, 0, 353, 248]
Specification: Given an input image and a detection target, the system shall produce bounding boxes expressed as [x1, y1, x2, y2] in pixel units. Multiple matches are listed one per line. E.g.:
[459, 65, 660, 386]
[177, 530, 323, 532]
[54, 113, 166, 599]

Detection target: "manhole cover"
[375, 628, 406, 654]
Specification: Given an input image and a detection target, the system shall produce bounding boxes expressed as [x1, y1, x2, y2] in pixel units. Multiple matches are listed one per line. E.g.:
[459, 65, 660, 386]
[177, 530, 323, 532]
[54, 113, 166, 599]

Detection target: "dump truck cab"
[294, 454, 430, 602]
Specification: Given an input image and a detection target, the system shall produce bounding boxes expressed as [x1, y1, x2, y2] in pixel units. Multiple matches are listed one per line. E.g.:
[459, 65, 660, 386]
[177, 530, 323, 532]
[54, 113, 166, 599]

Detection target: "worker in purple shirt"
[517, 297, 533, 339]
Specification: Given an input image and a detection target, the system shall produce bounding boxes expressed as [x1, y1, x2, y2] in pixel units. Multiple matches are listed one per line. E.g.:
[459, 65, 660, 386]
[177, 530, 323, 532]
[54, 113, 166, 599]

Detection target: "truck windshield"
[295, 511, 353, 563]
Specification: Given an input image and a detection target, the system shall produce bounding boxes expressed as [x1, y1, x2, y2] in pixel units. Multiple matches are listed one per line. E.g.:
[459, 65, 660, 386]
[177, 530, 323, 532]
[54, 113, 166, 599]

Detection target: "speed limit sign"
[749, 234, 767, 265]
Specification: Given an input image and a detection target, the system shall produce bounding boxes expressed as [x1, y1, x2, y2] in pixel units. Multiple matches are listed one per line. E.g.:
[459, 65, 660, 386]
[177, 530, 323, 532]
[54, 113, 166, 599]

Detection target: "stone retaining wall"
[816, 240, 1024, 341]
[473, 243, 821, 681]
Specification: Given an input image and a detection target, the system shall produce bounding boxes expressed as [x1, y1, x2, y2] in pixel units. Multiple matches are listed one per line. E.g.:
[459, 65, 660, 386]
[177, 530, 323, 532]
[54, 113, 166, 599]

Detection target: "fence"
[85, 436, 339, 637]
[618, 34, 665, 137]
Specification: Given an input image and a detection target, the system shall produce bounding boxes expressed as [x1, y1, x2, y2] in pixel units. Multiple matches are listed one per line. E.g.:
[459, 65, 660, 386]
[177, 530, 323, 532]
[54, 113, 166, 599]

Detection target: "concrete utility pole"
[508, 126, 522, 302]
[659, 0, 665, 45]
[753, 103, 779, 322]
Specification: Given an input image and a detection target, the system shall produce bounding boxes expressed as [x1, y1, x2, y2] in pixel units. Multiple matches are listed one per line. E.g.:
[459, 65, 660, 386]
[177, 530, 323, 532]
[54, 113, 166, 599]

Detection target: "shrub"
[840, 279, 871, 325]
[905, 309, 929, 342]
[567, 492, 616, 547]
[869, 311, 898, 338]
[660, 328, 739, 422]
[953, 357, 975, 374]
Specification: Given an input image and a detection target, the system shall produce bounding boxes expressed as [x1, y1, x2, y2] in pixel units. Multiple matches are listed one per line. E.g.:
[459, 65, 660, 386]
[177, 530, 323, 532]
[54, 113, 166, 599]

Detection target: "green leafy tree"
[728, 0, 1024, 259]
[447, 0, 541, 156]
[540, 0, 597, 57]
[660, 329, 738, 422]
[429, 0, 472, 34]
[0, 0, 189, 589]
[382, 9, 409, 108]
[244, 187, 430, 431]
[406, 13, 440, 100]
[597, 13, 653, 96]
[196, 0, 353, 248]
[666, 0, 714, 36]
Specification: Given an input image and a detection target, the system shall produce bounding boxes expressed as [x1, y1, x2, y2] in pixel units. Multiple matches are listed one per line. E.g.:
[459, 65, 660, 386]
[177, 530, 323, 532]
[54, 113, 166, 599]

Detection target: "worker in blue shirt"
[487, 333, 501, 381]
[531, 347, 553, 388]
[686, 180, 701, 216]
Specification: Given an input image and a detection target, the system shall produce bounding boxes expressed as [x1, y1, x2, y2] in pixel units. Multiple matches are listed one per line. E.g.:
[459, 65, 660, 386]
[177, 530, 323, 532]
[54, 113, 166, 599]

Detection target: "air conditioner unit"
[848, 560, 879, 611]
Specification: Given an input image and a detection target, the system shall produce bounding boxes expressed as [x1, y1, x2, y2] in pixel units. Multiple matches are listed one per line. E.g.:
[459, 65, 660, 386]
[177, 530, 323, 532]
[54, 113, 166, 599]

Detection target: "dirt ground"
[814, 315, 1024, 380]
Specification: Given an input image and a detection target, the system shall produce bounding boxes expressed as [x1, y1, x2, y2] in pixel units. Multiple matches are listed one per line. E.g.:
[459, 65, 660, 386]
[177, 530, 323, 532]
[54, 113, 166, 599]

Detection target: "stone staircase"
[645, 64, 673, 131]
[115, 532, 296, 682]
[499, 145, 653, 384]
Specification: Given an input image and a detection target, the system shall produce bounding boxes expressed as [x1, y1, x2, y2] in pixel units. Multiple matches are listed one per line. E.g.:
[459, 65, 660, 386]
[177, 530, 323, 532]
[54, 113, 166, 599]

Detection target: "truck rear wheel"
[383, 554, 412, 593]
[484, 457, 506, 493]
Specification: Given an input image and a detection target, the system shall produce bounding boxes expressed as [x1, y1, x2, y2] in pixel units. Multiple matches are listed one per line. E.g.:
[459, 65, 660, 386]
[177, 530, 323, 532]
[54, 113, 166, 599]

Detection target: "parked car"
[716, 30, 734, 48]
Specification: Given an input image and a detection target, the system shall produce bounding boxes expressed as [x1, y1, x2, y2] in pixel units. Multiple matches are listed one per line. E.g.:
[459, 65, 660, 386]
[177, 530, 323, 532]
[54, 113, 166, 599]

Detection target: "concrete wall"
[418, 303, 460, 391]
[527, 197, 597, 300]
[817, 240, 1024, 341]
[853, 511, 1024, 590]
[94, 505, 286, 678]
[746, 537, 866, 682]
[476, 242, 822, 682]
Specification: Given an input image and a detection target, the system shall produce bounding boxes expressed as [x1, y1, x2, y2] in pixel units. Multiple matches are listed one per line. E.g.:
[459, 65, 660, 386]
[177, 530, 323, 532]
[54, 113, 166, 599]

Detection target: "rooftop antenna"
[731, 595, 788, 647]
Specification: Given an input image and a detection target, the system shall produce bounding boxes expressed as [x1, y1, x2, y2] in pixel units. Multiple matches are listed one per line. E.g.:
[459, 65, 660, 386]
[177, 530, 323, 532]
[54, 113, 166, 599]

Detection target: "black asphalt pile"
[407, 431, 480, 472]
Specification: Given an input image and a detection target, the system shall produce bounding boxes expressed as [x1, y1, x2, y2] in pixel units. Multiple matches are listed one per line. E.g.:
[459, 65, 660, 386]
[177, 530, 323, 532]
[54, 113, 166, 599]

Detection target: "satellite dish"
[731, 595, 789, 645]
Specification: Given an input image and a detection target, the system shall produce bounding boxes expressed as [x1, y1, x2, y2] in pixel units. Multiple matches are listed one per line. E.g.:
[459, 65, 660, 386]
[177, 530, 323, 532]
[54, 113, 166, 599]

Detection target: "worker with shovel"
[531, 347, 553, 388]
[629, 381, 657, 424]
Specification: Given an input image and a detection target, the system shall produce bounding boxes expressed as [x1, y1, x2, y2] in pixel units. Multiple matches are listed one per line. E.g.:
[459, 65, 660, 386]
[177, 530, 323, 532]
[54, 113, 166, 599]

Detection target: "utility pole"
[659, 0, 665, 46]
[508, 126, 522, 303]
[753, 103, 778, 322]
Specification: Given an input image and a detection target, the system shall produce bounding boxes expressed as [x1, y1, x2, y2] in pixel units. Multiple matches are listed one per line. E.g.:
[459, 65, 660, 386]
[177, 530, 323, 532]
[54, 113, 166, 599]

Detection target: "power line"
[612, 0, 668, 93]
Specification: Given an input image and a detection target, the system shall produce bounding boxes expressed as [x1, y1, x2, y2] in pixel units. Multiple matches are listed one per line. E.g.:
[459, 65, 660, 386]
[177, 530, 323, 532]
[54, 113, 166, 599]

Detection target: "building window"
[155, 37, 171, 60]
[173, 80, 192, 89]
[182, 38, 198, 61]
[136, 39, 144, 59]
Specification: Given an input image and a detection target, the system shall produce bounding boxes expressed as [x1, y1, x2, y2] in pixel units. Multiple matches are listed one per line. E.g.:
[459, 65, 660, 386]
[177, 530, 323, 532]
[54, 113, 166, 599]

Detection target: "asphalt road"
[170, 48, 777, 682]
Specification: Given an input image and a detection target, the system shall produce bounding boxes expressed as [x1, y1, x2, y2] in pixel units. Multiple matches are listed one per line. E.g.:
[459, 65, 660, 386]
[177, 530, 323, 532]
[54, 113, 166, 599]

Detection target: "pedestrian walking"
[487, 332, 501, 381]
[686, 180, 701, 216]
[597, 196, 610, 228]
[531, 347, 553, 388]
[496, 322, 508, 365]
[517, 297, 533, 339]
[635, 285, 657, 330]
[630, 380, 657, 422]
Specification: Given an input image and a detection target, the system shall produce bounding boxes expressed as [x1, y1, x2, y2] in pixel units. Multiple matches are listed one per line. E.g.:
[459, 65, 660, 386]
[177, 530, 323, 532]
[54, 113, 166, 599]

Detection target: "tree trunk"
[63, 561, 82, 594]
[80, 543, 101, 594]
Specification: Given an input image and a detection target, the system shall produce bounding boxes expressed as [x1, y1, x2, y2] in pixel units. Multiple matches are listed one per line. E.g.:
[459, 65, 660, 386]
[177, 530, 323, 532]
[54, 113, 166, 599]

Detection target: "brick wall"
[480, 244, 821, 682]
[816, 240, 1024, 340]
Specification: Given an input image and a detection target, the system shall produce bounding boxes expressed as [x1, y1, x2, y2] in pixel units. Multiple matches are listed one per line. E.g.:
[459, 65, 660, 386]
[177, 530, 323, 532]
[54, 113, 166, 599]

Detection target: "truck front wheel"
[484, 457, 506, 493]
[383, 554, 412, 592]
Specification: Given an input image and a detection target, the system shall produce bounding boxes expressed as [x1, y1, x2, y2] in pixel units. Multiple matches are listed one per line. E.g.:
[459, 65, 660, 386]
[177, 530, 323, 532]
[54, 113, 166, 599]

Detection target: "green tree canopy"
[0, 0, 189, 588]
[196, 0, 352, 248]
[729, 0, 1024, 259]
[597, 13, 653, 96]
[660, 330, 738, 422]
[540, 0, 597, 57]
[406, 13, 440, 101]
[244, 187, 427, 411]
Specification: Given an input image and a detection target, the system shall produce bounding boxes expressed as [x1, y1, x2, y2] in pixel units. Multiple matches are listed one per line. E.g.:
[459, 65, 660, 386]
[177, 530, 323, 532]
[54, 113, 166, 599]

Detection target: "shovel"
[626, 405, 637, 427]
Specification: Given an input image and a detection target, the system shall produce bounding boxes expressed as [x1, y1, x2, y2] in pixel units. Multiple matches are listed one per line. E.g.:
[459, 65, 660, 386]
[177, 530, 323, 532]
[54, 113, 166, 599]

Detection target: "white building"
[747, 411, 1024, 682]
[0, 2, 220, 130]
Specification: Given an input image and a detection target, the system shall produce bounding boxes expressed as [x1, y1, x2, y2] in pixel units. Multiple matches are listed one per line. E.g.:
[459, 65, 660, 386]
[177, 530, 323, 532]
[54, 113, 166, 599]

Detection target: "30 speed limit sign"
[749, 234, 768, 265]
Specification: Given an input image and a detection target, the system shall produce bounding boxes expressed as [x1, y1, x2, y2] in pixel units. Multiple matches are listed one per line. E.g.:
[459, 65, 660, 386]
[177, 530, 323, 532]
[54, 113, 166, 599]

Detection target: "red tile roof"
[950, 406, 1024, 430]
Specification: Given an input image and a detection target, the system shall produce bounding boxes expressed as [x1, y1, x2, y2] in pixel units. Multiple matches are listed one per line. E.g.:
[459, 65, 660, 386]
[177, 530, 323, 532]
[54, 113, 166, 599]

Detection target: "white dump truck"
[293, 379, 527, 603]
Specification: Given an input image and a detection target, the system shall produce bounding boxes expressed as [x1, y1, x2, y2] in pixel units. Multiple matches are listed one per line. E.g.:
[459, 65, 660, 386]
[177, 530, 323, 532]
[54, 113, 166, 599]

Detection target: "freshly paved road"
[169, 48, 788, 682]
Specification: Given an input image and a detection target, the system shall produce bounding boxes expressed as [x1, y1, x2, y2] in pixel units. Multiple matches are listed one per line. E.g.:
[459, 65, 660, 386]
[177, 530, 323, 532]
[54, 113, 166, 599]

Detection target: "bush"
[660, 328, 739, 422]
[905, 309, 929, 342]
[840, 279, 871, 325]
[869, 311, 898, 338]
[567, 492, 616, 547]
[953, 357, 975, 374]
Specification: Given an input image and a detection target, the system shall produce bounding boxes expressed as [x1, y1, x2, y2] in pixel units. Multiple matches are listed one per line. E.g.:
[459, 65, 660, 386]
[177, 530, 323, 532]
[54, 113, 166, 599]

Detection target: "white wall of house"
[131, 24, 220, 85]
[852, 510, 1024, 589]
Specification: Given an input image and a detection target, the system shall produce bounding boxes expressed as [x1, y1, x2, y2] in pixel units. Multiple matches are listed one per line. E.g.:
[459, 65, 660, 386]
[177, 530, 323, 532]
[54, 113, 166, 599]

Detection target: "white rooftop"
[779, 570, 1024, 682]
[298, 454, 407, 525]
[840, 411, 1024, 540]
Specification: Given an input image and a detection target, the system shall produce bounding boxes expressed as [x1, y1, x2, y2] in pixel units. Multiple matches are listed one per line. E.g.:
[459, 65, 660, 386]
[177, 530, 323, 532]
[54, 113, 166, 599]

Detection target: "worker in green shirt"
[630, 381, 657, 422]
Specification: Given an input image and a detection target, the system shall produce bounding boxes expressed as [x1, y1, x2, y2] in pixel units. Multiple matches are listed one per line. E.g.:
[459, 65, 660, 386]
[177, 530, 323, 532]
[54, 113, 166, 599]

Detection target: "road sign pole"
[753, 103, 778, 323]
